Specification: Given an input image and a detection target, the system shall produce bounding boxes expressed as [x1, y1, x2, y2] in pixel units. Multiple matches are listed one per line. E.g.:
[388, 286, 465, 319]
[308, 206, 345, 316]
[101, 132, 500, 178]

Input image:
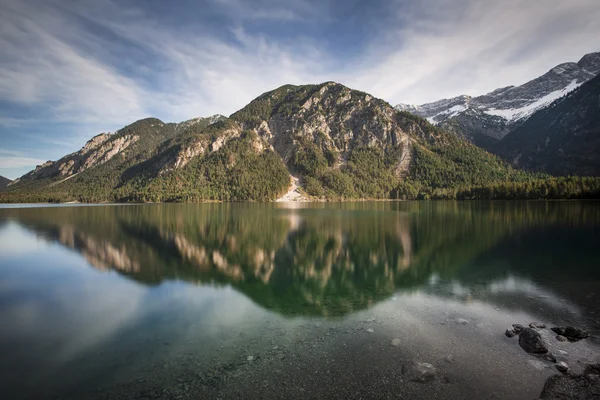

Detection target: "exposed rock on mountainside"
[0, 175, 11, 190]
[396, 52, 600, 148]
[495, 74, 600, 176]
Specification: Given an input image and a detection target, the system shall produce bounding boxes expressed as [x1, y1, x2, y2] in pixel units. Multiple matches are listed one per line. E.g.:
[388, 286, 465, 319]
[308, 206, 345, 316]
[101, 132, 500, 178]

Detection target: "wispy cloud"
[348, 0, 600, 103]
[0, 0, 148, 126]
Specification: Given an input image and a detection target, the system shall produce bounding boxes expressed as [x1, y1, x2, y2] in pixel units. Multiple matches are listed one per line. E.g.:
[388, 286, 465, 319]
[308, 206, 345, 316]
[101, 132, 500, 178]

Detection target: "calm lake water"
[1, 201, 599, 399]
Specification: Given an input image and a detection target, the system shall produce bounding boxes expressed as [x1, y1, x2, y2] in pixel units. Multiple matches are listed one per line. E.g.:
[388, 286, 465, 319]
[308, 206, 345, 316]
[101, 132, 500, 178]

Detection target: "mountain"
[495, 73, 600, 176]
[10, 114, 226, 187]
[2, 82, 599, 203]
[0, 175, 11, 190]
[396, 52, 600, 148]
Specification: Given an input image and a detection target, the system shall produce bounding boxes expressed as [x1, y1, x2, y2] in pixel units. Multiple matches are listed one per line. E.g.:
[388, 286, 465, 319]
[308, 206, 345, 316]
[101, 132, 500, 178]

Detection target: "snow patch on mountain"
[394, 52, 600, 142]
[485, 79, 581, 122]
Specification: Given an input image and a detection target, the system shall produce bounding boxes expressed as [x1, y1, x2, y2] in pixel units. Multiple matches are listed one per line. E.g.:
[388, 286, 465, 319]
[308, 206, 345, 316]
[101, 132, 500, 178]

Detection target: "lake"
[1, 201, 599, 399]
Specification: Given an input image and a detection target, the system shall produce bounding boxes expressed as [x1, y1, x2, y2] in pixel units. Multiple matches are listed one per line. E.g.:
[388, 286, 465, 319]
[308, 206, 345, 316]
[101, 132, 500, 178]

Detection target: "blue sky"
[1, 0, 599, 179]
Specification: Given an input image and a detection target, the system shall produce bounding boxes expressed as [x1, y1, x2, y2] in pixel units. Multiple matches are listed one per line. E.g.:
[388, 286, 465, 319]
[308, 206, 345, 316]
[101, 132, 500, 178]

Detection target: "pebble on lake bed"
[455, 318, 469, 325]
[247, 356, 254, 362]
[530, 322, 546, 329]
[366, 328, 374, 333]
[403, 361, 438, 383]
[556, 335, 567, 342]
[391, 338, 401, 346]
[556, 362, 569, 373]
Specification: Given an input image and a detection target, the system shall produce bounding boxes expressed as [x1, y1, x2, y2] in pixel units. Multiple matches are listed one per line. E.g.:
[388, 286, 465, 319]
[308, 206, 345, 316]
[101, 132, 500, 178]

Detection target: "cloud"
[0, 150, 44, 169]
[348, 0, 600, 104]
[0, 0, 149, 125]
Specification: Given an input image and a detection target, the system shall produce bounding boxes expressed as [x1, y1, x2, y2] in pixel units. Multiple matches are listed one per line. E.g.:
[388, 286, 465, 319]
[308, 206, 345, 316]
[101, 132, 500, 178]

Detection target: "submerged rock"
[366, 328, 374, 333]
[519, 328, 549, 354]
[530, 322, 547, 329]
[505, 328, 517, 338]
[391, 338, 401, 347]
[556, 362, 570, 374]
[403, 361, 438, 383]
[556, 335, 568, 342]
[444, 354, 456, 363]
[540, 363, 600, 399]
[512, 324, 526, 334]
[584, 364, 600, 376]
[455, 318, 469, 325]
[551, 326, 590, 342]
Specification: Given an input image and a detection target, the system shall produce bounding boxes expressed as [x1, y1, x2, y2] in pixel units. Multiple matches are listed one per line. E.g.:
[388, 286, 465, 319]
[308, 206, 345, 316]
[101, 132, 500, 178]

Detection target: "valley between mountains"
[2, 54, 600, 203]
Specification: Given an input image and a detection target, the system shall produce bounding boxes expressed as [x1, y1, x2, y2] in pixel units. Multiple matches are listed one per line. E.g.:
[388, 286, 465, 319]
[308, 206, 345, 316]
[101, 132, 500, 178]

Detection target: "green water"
[1, 201, 599, 399]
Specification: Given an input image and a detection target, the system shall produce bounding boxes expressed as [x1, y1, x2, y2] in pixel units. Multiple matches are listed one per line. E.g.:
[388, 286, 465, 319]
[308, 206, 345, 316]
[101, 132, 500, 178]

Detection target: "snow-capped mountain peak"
[395, 52, 600, 143]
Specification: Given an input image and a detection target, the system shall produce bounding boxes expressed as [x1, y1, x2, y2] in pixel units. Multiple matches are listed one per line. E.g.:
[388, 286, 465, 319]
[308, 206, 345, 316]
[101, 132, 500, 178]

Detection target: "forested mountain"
[0, 175, 11, 190]
[495, 74, 600, 176]
[2, 82, 599, 203]
[396, 52, 600, 149]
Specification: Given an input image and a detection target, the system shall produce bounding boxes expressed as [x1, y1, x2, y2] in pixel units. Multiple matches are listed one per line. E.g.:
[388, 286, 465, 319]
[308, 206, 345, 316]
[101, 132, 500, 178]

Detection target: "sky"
[0, 0, 599, 179]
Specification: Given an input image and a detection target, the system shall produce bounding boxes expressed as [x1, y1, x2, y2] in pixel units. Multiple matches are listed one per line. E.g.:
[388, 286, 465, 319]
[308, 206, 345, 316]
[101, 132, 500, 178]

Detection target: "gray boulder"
[519, 328, 549, 354]
[551, 326, 590, 342]
[540, 363, 600, 399]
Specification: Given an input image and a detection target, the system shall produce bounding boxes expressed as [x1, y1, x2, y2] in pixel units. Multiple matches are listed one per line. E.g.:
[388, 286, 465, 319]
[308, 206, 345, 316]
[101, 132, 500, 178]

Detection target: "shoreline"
[1, 198, 600, 206]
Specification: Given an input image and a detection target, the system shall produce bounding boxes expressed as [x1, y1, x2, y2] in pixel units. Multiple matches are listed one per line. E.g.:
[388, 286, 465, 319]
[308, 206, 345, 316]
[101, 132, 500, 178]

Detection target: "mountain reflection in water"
[3, 201, 600, 320]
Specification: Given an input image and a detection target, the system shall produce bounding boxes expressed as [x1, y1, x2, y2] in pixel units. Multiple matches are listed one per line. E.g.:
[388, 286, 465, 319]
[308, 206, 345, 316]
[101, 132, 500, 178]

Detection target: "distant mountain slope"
[2, 82, 599, 203]
[396, 52, 600, 148]
[6, 115, 226, 200]
[0, 175, 11, 190]
[495, 74, 600, 176]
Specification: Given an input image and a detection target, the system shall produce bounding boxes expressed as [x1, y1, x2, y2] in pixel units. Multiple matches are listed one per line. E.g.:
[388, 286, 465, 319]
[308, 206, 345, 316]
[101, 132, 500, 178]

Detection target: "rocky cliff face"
[12, 132, 139, 185]
[231, 82, 414, 177]
[396, 52, 600, 147]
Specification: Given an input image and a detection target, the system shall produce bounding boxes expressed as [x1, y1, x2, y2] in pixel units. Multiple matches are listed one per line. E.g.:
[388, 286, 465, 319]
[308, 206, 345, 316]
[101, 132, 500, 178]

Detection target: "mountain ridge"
[396, 52, 600, 147]
[495, 73, 600, 176]
[2, 82, 599, 203]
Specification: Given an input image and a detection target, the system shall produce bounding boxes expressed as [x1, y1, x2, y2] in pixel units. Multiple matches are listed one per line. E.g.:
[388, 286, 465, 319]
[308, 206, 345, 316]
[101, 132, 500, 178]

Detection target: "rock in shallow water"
[556, 335, 567, 342]
[505, 327, 517, 338]
[584, 364, 600, 376]
[403, 361, 438, 383]
[530, 322, 547, 329]
[551, 326, 590, 342]
[540, 363, 600, 399]
[519, 328, 549, 354]
[556, 362, 570, 374]
[512, 324, 525, 334]
[391, 338, 401, 347]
